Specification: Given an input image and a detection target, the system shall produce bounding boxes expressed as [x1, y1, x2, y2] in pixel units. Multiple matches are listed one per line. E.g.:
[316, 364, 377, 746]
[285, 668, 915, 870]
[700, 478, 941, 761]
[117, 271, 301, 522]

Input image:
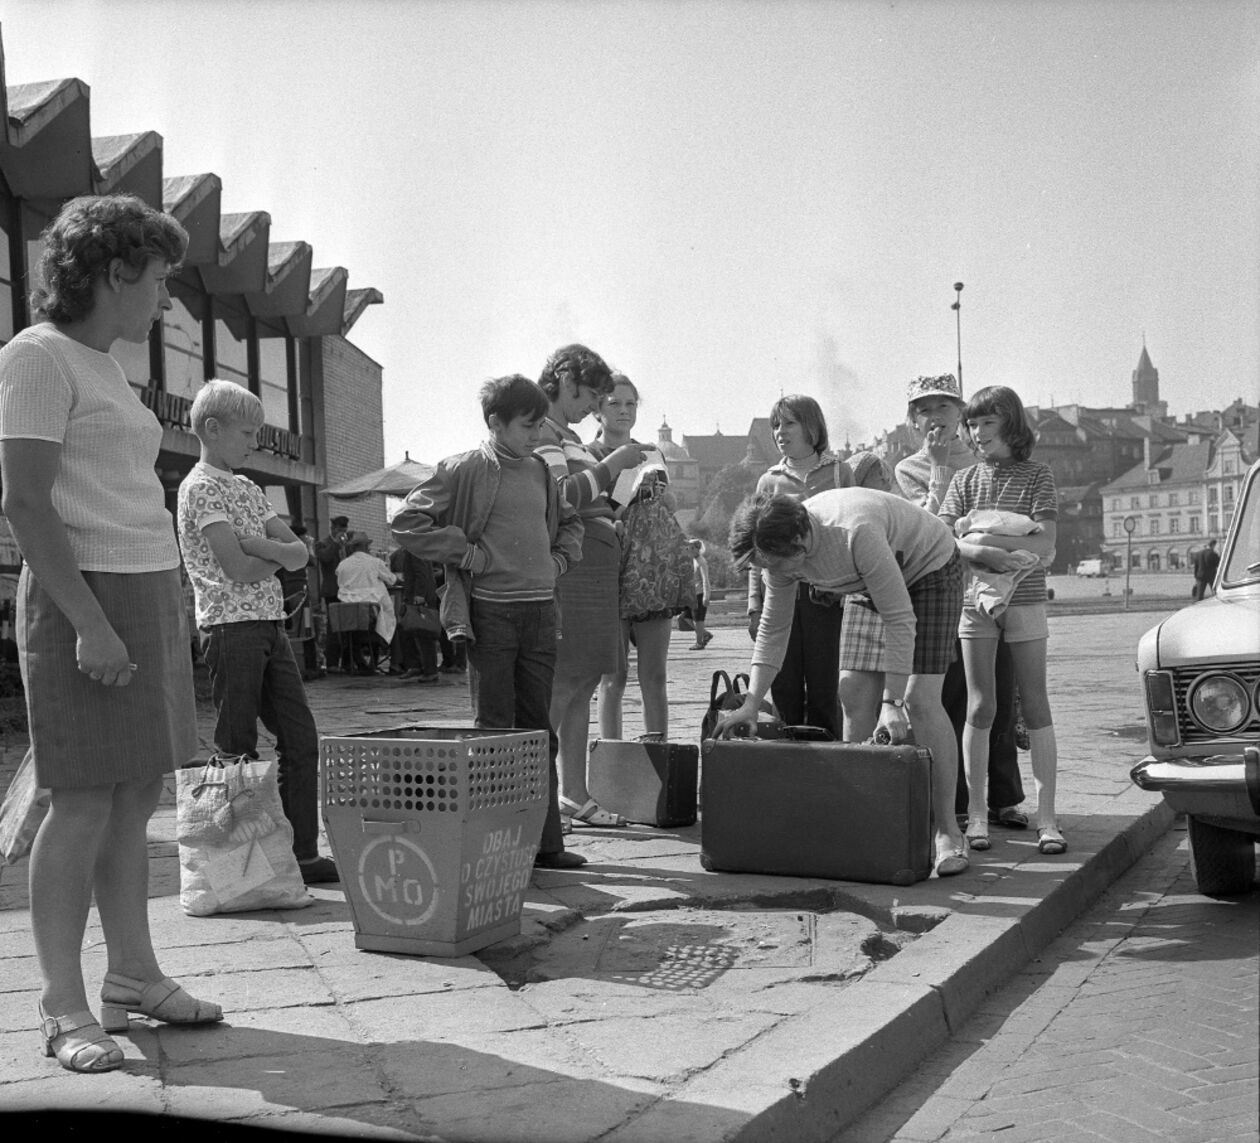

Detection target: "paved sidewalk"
[0, 611, 1176, 1140]
[840, 823, 1259, 1143]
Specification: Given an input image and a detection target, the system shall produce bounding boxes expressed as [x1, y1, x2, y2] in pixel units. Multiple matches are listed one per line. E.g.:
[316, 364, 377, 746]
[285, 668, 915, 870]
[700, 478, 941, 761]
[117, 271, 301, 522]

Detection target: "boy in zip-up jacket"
[391, 374, 585, 869]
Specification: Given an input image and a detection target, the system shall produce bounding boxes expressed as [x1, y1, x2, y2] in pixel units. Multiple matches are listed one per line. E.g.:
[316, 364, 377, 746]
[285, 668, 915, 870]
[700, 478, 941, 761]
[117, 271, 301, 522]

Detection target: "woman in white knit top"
[0, 196, 221, 1073]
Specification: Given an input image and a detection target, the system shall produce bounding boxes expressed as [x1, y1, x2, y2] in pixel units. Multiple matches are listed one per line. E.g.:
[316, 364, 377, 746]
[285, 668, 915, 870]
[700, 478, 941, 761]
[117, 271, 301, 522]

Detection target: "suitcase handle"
[779, 725, 834, 742]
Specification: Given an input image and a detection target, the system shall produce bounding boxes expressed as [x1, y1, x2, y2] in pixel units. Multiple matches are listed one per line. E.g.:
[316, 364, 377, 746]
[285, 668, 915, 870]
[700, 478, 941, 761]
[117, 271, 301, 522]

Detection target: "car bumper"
[1130, 746, 1260, 817]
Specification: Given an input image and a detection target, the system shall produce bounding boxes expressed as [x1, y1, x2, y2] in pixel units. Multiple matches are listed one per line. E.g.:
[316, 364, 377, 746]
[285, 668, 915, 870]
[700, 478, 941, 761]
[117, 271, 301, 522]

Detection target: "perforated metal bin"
[320, 725, 549, 956]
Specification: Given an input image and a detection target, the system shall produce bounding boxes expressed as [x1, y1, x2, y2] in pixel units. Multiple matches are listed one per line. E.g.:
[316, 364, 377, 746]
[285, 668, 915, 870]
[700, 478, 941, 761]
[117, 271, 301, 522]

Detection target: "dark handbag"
[399, 602, 441, 637]
[700, 670, 780, 741]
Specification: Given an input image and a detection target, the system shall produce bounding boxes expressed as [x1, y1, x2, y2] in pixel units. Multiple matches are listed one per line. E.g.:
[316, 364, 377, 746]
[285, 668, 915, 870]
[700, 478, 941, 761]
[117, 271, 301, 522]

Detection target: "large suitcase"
[588, 738, 699, 827]
[699, 737, 933, 885]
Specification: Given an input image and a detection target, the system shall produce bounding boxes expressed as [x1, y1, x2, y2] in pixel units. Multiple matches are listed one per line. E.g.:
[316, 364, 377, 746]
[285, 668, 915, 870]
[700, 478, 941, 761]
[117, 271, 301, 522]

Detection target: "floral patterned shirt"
[177, 461, 284, 626]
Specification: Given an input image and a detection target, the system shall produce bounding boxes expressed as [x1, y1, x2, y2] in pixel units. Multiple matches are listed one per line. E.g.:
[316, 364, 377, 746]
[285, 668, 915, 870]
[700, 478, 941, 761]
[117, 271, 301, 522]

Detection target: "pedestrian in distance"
[892, 374, 1029, 832]
[391, 373, 585, 869]
[592, 373, 695, 740]
[718, 487, 971, 878]
[534, 345, 648, 829]
[1191, 538, 1220, 602]
[0, 194, 221, 1073]
[685, 538, 713, 650]
[177, 379, 339, 886]
[939, 384, 1064, 856]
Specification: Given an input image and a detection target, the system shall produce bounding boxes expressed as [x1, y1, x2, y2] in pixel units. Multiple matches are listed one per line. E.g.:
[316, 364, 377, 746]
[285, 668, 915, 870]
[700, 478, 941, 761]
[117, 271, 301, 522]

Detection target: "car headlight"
[1188, 673, 1252, 734]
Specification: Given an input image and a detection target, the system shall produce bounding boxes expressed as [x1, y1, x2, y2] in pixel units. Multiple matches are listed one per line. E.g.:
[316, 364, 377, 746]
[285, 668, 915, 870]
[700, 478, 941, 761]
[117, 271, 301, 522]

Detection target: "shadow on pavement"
[4, 1022, 754, 1141]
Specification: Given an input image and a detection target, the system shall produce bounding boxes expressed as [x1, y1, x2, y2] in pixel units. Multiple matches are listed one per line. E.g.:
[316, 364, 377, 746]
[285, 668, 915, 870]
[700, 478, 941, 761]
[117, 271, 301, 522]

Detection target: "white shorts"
[958, 602, 1048, 643]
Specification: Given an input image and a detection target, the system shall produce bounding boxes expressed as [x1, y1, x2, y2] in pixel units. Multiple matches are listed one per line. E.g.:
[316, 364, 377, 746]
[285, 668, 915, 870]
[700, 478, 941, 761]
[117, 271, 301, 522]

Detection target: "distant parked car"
[1076, 558, 1106, 577]
[1131, 457, 1260, 895]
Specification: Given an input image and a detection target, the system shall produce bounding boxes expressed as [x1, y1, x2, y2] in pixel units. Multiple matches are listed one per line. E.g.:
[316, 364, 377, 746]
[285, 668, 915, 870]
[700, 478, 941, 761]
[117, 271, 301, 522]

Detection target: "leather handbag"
[399, 602, 441, 637]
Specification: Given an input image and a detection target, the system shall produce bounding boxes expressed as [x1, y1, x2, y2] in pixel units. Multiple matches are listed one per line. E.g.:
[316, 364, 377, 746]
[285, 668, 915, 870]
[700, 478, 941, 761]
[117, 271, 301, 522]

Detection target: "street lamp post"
[951, 282, 964, 390]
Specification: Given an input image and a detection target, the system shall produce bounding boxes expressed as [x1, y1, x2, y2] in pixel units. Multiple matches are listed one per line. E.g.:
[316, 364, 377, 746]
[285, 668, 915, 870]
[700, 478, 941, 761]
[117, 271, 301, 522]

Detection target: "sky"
[4, 0, 1258, 466]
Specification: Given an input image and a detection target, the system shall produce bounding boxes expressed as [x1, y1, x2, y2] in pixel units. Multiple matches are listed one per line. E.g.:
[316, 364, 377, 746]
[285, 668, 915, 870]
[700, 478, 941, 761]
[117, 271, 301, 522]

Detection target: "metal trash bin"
[320, 725, 549, 956]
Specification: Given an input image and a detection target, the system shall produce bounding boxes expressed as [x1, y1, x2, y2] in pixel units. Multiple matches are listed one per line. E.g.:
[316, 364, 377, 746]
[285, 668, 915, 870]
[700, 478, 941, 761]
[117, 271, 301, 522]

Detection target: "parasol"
[320, 452, 434, 500]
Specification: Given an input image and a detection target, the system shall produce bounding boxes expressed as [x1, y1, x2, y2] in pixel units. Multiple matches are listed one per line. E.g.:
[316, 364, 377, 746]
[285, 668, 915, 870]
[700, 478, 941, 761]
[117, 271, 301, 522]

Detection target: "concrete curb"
[709, 799, 1177, 1141]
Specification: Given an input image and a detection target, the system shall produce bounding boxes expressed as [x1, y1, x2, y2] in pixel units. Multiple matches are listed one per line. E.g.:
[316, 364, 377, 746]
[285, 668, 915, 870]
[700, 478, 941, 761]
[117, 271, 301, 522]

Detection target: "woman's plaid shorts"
[842, 550, 963, 676]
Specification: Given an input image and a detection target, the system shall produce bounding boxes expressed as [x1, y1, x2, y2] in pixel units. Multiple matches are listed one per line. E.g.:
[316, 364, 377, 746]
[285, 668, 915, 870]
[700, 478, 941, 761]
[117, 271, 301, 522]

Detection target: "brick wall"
[316, 335, 389, 548]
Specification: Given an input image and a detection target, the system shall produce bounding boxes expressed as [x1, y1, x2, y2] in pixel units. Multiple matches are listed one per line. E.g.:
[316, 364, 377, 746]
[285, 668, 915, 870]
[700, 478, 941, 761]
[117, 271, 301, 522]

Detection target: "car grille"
[1173, 661, 1260, 744]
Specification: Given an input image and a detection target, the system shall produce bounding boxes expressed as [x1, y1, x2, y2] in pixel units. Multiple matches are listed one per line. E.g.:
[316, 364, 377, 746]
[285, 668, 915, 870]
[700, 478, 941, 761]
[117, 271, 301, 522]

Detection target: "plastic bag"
[0, 748, 49, 866]
[176, 754, 313, 916]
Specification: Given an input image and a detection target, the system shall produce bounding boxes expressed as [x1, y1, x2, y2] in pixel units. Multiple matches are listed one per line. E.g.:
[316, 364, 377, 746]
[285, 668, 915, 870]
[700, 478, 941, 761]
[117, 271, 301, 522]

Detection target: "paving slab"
[0, 609, 1178, 1139]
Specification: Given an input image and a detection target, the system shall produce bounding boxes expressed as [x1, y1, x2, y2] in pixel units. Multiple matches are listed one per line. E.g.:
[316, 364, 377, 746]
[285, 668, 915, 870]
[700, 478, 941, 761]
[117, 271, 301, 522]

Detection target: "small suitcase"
[699, 736, 933, 885]
[588, 738, 699, 828]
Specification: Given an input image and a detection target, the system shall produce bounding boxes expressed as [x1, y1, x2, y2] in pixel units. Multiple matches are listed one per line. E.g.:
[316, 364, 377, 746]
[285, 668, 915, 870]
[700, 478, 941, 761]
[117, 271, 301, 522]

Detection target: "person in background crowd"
[720, 488, 971, 878]
[391, 373, 585, 870]
[592, 374, 694, 740]
[939, 385, 1063, 856]
[280, 522, 322, 678]
[888, 374, 1028, 832]
[747, 395, 854, 738]
[335, 534, 398, 667]
[0, 194, 222, 1072]
[177, 379, 338, 886]
[1191, 538, 1220, 602]
[314, 515, 350, 670]
[535, 345, 647, 828]
[389, 544, 440, 683]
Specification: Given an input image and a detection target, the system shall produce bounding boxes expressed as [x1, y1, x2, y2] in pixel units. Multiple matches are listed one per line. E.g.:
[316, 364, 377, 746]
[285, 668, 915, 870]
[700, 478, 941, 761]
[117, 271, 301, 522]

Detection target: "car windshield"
[1220, 466, 1260, 586]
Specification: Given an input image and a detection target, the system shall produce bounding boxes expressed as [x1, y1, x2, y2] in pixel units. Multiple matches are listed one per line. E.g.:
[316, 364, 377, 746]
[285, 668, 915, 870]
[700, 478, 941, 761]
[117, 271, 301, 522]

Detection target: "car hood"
[1155, 592, 1260, 666]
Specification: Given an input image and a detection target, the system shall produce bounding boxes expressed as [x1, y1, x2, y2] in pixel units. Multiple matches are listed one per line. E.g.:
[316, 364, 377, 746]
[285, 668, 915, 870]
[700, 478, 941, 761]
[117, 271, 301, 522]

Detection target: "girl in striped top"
[939, 385, 1065, 857]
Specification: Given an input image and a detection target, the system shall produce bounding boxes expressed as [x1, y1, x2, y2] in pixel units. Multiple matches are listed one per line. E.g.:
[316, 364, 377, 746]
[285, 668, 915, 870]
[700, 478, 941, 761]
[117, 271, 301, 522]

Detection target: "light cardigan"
[751, 488, 956, 678]
[894, 437, 979, 515]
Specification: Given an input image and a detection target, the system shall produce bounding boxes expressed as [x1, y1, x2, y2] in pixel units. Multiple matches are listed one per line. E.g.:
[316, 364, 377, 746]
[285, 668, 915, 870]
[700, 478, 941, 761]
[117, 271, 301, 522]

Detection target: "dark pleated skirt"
[17, 566, 199, 787]
[555, 525, 622, 677]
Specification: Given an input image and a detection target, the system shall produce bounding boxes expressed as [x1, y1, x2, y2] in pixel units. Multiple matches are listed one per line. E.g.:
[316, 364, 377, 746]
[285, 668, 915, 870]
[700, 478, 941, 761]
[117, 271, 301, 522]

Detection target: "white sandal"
[558, 796, 624, 828]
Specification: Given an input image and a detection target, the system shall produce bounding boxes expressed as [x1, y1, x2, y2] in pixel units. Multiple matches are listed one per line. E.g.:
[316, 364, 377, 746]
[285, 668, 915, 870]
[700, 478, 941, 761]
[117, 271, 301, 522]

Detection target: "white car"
[1076, 558, 1105, 577]
[1131, 457, 1260, 894]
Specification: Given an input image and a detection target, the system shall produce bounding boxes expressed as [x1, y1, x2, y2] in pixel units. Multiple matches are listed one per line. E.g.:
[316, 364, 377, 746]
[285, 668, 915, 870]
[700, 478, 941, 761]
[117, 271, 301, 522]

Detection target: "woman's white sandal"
[99, 973, 223, 1033]
[39, 1005, 123, 1073]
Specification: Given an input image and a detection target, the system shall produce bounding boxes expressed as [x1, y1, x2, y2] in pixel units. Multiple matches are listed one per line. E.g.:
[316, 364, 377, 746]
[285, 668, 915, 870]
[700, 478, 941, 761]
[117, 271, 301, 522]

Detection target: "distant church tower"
[1130, 340, 1166, 418]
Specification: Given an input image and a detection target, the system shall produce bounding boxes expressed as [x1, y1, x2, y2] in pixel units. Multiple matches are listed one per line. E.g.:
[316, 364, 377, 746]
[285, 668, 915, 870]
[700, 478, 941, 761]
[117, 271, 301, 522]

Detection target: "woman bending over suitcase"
[716, 488, 969, 878]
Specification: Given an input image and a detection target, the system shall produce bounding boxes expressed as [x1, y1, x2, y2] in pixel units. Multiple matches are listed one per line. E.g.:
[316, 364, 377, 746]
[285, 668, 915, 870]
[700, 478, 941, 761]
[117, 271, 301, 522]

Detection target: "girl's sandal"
[934, 848, 970, 877]
[965, 818, 992, 851]
[1037, 827, 1068, 856]
[99, 973, 223, 1034]
[558, 796, 624, 828]
[39, 1006, 124, 1073]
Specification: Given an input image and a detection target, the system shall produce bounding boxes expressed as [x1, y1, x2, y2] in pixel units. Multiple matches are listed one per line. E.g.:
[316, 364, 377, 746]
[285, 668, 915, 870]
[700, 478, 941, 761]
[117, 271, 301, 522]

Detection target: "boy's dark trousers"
[201, 620, 322, 861]
[770, 584, 843, 739]
[466, 598, 565, 856]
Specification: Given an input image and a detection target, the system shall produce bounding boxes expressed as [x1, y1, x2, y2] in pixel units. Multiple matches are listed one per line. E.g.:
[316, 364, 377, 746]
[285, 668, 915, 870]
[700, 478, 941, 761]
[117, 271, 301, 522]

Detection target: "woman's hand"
[873, 702, 911, 745]
[76, 625, 136, 687]
[713, 696, 760, 739]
